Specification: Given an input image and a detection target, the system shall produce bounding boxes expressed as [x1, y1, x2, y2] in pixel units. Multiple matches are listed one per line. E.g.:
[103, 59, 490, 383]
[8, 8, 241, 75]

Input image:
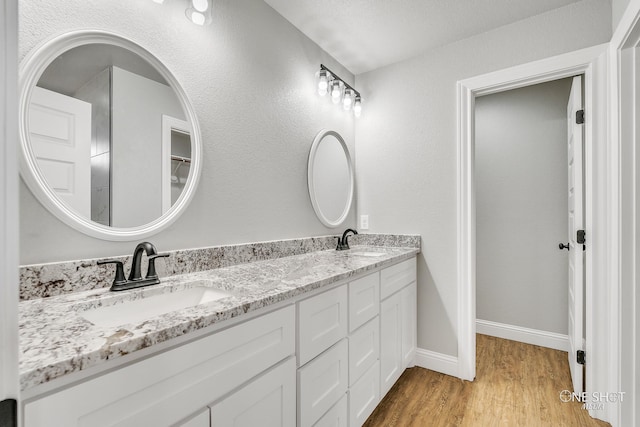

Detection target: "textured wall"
[355, 0, 611, 355]
[19, 0, 356, 264]
[612, 0, 632, 32]
[475, 79, 571, 335]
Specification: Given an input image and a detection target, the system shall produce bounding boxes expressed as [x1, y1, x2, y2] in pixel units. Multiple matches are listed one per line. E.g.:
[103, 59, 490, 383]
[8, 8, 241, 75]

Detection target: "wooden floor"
[363, 334, 611, 427]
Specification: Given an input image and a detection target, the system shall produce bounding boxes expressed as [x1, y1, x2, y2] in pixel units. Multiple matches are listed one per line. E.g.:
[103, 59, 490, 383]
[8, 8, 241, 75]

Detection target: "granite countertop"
[19, 245, 419, 392]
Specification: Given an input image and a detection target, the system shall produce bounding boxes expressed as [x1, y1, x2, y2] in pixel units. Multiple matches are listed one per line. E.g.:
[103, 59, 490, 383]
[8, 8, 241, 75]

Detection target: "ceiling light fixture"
[317, 64, 362, 117]
[185, 0, 212, 25]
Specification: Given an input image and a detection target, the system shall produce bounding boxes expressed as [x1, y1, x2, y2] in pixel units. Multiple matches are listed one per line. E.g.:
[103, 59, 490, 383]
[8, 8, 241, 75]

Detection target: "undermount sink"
[81, 286, 233, 327]
[346, 251, 386, 257]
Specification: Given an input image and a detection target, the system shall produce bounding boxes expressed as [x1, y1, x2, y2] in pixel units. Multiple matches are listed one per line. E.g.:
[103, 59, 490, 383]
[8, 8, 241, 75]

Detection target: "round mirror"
[19, 30, 202, 240]
[307, 130, 354, 228]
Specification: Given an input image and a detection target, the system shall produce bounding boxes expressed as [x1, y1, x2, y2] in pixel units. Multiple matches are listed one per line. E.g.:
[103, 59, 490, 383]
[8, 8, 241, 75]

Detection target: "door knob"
[558, 242, 570, 251]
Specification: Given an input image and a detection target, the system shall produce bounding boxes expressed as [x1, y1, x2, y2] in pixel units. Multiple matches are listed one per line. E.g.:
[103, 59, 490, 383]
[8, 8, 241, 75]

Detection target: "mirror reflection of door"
[161, 115, 191, 214]
[28, 87, 92, 218]
[29, 43, 190, 228]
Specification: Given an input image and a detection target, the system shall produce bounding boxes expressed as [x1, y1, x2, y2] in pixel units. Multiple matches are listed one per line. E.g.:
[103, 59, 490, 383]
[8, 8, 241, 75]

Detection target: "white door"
[567, 75, 585, 394]
[1, 1, 19, 425]
[29, 86, 91, 218]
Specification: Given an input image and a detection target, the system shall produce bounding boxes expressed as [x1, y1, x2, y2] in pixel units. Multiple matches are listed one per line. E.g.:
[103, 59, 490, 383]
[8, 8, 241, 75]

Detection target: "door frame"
[161, 115, 191, 214]
[610, 1, 640, 425]
[1, 0, 20, 422]
[457, 43, 613, 422]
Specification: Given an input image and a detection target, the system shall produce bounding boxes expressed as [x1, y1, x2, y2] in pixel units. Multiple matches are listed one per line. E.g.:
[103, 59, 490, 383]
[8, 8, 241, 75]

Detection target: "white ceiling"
[263, 0, 584, 75]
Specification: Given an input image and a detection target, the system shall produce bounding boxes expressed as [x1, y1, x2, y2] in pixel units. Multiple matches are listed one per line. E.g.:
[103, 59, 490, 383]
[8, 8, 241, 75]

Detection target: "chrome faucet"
[336, 228, 358, 251]
[98, 242, 169, 291]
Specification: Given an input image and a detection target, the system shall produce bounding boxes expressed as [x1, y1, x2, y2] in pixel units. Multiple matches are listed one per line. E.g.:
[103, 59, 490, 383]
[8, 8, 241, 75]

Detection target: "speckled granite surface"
[19, 234, 420, 300]
[19, 245, 419, 391]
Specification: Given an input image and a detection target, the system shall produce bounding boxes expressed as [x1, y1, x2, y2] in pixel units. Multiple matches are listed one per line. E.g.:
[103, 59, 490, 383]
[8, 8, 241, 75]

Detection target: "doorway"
[474, 77, 586, 392]
[474, 77, 574, 348]
[456, 44, 613, 422]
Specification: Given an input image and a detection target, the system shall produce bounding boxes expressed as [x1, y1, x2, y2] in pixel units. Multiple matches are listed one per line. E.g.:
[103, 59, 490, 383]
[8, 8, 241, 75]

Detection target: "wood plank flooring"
[363, 334, 611, 427]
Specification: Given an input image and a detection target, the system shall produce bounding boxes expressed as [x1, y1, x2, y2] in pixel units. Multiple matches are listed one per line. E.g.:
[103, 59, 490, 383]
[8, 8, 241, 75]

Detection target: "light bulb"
[331, 81, 342, 104]
[317, 70, 329, 96]
[190, 11, 206, 25]
[152, 0, 165, 4]
[343, 89, 353, 111]
[192, 0, 209, 12]
[353, 96, 362, 117]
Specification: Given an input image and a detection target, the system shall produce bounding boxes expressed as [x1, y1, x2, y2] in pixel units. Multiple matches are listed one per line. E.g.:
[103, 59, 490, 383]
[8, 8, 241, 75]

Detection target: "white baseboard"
[476, 319, 569, 352]
[414, 348, 458, 378]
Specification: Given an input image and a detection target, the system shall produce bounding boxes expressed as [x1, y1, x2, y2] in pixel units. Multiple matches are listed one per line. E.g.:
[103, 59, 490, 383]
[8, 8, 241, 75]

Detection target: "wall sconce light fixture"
[317, 64, 362, 117]
[185, 0, 212, 25]
[152, 0, 212, 26]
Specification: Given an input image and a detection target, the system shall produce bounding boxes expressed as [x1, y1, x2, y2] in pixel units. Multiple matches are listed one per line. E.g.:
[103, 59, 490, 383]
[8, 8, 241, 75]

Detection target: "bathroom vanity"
[19, 245, 418, 427]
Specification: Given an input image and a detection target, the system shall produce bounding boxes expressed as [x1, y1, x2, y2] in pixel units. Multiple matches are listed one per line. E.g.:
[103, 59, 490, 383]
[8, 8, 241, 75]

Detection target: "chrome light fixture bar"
[318, 64, 362, 117]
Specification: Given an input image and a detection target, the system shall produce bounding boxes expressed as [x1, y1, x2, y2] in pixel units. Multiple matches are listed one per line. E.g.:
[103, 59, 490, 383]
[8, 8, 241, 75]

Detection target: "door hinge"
[576, 109, 585, 124]
[577, 229, 586, 244]
[0, 398, 17, 427]
[577, 350, 586, 365]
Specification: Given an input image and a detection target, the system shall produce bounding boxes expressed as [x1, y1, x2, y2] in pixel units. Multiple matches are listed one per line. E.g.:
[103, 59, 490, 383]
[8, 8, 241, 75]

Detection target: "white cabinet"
[298, 339, 349, 426]
[24, 255, 417, 427]
[209, 357, 296, 427]
[348, 273, 379, 332]
[379, 258, 417, 399]
[380, 291, 403, 397]
[349, 361, 380, 427]
[348, 317, 379, 386]
[313, 394, 348, 427]
[298, 285, 349, 366]
[380, 257, 416, 300]
[401, 282, 417, 368]
[24, 306, 295, 427]
[176, 409, 210, 427]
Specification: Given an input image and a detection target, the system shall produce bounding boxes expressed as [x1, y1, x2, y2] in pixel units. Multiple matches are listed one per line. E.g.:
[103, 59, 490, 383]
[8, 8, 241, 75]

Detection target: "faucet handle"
[146, 253, 169, 280]
[334, 236, 343, 250]
[97, 260, 128, 287]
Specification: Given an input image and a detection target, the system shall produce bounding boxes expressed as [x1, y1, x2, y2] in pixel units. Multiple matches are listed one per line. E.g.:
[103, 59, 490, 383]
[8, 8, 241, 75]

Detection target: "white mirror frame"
[18, 30, 202, 241]
[307, 129, 354, 228]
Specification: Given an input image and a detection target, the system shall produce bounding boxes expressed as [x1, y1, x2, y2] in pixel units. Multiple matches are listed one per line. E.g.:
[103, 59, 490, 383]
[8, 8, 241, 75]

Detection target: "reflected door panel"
[29, 86, 91, 218]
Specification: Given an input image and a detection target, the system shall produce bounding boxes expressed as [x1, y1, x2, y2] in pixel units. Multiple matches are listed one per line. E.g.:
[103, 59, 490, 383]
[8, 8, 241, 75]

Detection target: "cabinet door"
[401, 282, 417, 368]
[349, 273, 380, 332]
[349, 317, 379, 386]
[24, 306, 295, 427]
[313, 394, 348, 427]
[298, 339, 349, 427]
[380, 292, 402, 398]
[349, 361, 380, 427]
[380, 258, 416, 300]
[298, 285, 348, 366]
[177, 408, 210, 427]
[210, 357, 295, 427]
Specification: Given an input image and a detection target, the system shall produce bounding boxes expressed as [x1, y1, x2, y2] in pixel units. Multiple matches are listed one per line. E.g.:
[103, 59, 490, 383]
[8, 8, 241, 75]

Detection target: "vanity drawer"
[313, 394, 348, 427]
[24, 305, 295, 427]
[209, 357, 296, 427]
[380, 257, 416, 300]
[349, 361, 380, 427]
[348, 317, 379, 386]
[298, 339, 349, 427]
[298, 285, 348, 366]
[348, 273, 380, 332]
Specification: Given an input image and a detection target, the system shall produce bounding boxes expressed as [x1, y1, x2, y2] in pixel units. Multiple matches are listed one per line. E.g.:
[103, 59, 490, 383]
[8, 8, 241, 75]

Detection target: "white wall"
[355, 0, 611, 355]
[475, 79, 571, 335]
[18, 0, 356, 264]
[613, 0, 632, 32]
